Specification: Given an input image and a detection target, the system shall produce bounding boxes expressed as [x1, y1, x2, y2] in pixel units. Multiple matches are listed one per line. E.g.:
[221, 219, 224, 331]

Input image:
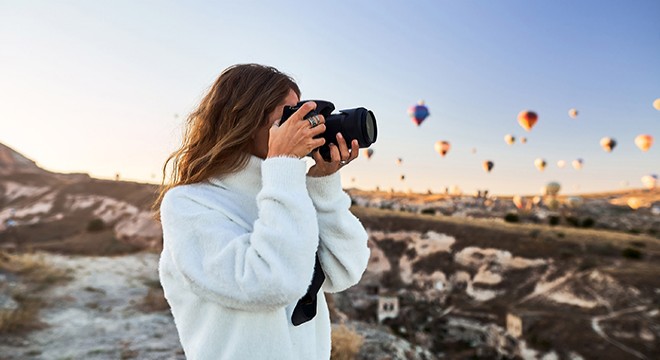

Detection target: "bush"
[565, 216, 580, 227]
[581, 217, 595, 228]
[579, 257, 597, 270]
[331, 324, 364, 360]
[87, 218, 105, 232]
[504, 213, 519, 223]
[621, 247, 643, 260]
[548, 215, 560, 226]
[420, 208, 436, 215]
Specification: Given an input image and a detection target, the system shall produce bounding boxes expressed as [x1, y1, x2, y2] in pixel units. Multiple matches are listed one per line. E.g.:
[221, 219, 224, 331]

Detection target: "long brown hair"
[152, 64, 300, 220]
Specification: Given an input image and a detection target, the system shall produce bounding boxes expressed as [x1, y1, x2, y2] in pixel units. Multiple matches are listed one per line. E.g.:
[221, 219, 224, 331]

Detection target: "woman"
[154, 63, 370, 359]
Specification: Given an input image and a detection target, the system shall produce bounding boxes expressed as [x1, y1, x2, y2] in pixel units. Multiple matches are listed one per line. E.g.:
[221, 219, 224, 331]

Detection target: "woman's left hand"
[307, 132, 359, 177]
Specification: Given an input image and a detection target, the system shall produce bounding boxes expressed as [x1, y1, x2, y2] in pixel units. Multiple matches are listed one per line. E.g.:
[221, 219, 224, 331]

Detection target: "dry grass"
[0, 251, 72, 334]
[0, 294, 44, 334]
[138, 288, 170, 313]
[137, 278, 169, 313]
[331, 324, 364, 360]
[0, 251, 71, 287]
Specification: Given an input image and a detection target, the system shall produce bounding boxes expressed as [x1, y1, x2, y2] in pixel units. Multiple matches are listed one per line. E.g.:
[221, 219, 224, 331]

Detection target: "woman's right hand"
[267, 101, 327, 159]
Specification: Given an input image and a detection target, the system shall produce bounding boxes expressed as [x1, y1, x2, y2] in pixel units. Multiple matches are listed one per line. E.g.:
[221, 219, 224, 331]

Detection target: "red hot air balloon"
[517, 110, 538, 132]
[635, 134, 654, 152]
[434, 141, 451, 157]
[408, 100, 430, 126]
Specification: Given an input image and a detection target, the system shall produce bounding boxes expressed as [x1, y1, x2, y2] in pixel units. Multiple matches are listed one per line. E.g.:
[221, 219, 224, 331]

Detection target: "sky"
[1, 0, 658, 196]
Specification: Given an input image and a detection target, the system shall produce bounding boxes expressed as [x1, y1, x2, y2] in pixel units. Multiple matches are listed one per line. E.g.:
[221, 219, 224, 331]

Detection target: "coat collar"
[207, 154, 263, 199]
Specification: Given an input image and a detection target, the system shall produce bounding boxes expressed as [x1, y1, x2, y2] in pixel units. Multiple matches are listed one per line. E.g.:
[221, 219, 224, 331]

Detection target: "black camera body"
[280, 100, 377, 161]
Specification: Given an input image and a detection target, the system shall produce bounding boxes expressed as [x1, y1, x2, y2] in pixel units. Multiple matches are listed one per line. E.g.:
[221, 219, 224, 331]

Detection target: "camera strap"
[291, 253, 325, 326]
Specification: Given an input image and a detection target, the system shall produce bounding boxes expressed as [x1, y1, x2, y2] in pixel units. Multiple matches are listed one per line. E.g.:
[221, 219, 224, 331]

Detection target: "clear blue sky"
[1, 0, 658, 195]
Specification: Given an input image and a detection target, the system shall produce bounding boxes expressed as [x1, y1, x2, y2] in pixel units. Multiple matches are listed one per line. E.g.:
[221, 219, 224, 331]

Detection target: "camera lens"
[365, 111, 376, 144]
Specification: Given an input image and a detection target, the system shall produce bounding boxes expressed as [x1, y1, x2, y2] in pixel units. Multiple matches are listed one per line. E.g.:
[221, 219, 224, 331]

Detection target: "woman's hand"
[267, 101, 326, 159]
[307, 132, 359, 177]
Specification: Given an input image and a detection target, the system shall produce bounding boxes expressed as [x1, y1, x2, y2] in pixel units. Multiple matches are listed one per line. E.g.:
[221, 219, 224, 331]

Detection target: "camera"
[280, 100, 378, 161]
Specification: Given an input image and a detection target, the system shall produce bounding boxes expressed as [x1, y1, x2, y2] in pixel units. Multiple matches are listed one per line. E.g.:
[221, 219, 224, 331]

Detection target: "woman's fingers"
[289, 101, 317, 123]
[348, 139, 359, 161]
[336, 133, 350, 160]
[329, 142, 342, 163]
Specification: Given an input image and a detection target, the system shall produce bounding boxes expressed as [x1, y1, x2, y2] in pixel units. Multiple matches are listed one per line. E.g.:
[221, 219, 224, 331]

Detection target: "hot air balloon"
[600, 137, 617, 152]
[534, 158, 547, 172]
[512, 195, 532, 211]
[572, 158, 584, 170]
[557, 160, 566, 168]
[504, 134, 515, 145]
[568, 108, 578, 119]
[363, 148, 374, 159]
[517, 110, 538, 132]
[544, 182, 561, 196]
[408, 100, 429, 126]
[566, 196, 583, 208]
[483, 160, 494, 173]
[627, 197, 643, 210]
[532, 196, 542, 206]
[634, 134, 653, 152]
[471, 148, 477, 154]
[520, 137, 527, 144]
[653, 98, 660, 111]
[641, 174, 658, 189]
[396, 158, 403, 165]
[512, 195, 523, 209]
[400, 174, 406, 181]
[546, 198, 560, 210]
[434, 141, 451, 157]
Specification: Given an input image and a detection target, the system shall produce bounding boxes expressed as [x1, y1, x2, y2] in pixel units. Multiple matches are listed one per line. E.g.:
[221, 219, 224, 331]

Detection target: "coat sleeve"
[306, 172, 370, 293]
[160, 157, 319, 311]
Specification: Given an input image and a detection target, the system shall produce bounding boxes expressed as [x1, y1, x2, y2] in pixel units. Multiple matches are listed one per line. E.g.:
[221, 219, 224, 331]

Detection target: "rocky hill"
[0, 143, 161, 254]
[1, 142, 658, 359]
[332, 207, 660, 359]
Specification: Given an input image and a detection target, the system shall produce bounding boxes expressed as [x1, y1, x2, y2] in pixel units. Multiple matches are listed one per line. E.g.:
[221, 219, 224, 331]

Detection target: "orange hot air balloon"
[520, 137, 527, 144]
[434, 141, 451, 157]
[504, 134, 515, 145]
[568, 108, 578, 119]
[517, 110, 538, 132]
[572, 158, 584, 170]
[483, 160, 494, 173]
[557, 160, 566, 168]
[396, 158, 403, 165]
[634, 134, 653, 152]
[641, 174, 658, 189]
[627, 197, 643, 210]
[653, 98, 660, 111]
[363, 148, 374, 159]
[600, 137, 617, 152]
[534, 158, 547, 172]
[512, 195, 522, 208]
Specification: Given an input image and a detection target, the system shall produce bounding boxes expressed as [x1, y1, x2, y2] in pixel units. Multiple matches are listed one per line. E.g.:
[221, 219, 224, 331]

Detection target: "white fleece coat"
[158, 155, 370, 360]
